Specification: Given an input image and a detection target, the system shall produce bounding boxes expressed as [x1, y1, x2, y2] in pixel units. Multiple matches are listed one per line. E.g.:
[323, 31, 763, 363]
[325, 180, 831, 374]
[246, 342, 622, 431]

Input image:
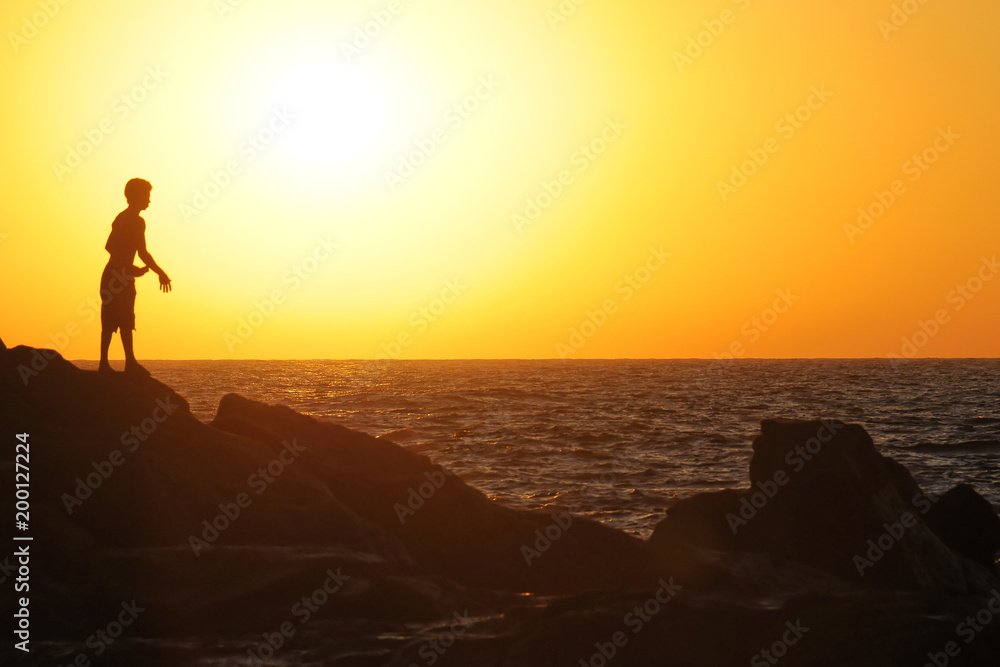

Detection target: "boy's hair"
[124, 178, 152, 204]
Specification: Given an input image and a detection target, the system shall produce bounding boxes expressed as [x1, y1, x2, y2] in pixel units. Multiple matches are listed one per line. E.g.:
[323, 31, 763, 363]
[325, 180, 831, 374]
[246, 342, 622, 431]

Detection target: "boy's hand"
[159, 273, 172, 293]
[129, 265, 150, 277]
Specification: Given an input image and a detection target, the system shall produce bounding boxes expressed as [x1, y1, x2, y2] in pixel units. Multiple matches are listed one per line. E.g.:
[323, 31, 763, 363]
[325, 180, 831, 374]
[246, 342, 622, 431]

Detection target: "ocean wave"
[906, 440, 1000, 453]
[137, 358, 1000, 537]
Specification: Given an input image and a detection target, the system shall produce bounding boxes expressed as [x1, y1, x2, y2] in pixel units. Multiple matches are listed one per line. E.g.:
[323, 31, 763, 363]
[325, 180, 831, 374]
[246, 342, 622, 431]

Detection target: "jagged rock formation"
[0, 344, 652, 646]
[649, 418, 1000, 594]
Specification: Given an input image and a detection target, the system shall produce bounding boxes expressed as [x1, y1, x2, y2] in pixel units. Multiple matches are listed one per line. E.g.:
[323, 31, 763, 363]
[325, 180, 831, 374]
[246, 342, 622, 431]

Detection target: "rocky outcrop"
[0, 344, 653, 647]
[925, 483, 1000, 570]
[4, 344, 1000, 666]
[649, 418, 1000, 595]
[210, 393, 655, 593]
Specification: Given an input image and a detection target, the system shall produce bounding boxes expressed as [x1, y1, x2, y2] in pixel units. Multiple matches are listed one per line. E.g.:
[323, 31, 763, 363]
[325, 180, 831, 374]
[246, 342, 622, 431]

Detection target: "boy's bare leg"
[122, 329, 149, 375]
[99, 328, 114, 372]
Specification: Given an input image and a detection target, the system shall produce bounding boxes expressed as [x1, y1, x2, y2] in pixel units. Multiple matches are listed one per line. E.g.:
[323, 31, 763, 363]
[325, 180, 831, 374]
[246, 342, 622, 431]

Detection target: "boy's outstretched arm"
[137, 236, 171, 293]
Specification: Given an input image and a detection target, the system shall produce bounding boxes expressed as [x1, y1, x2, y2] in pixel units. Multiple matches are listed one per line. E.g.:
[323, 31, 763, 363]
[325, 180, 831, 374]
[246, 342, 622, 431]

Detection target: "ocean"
[78, 358, 1000, 537]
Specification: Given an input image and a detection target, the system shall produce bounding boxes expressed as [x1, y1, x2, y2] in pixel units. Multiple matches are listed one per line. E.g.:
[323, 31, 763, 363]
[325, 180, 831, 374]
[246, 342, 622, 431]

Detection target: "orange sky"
[2, 0, 998, 360]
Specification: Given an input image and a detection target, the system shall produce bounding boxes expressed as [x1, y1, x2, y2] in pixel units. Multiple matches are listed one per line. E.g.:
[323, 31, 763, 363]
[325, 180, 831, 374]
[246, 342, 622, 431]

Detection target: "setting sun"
[270, 58, 390, 167]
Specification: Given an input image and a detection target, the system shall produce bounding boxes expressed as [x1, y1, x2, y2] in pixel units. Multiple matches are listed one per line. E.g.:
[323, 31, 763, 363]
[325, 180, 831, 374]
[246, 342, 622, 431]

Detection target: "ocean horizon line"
[66, 356, 1000, 363]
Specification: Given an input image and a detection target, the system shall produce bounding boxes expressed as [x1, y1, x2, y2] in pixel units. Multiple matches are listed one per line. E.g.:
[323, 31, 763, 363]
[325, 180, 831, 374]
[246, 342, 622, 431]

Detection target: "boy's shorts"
[100, 265, 137, 333]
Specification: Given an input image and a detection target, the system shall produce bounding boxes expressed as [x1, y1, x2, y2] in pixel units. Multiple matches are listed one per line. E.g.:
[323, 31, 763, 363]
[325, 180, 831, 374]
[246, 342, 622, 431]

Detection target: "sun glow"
[271, 59, 389, 168]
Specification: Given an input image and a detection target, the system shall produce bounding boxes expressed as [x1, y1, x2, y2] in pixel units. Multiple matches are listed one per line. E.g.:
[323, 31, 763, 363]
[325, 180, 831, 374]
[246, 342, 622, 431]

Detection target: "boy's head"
[124, 178, 152, 209]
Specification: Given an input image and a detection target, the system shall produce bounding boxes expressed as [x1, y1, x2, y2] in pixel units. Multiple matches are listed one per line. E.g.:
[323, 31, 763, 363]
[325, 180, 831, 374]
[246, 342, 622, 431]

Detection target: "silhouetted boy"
[99, 178, 171, 375]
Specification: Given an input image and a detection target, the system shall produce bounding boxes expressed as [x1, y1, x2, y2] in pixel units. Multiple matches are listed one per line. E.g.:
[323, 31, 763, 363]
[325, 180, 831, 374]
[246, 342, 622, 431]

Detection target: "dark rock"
[649, 489, 741, 554]
[924, 483, 1000, 572]
[647, 490, 743, 586]
[383, 580, 1000, 666]
[650, 418, 999, 595]
[211, 393, 656, 594]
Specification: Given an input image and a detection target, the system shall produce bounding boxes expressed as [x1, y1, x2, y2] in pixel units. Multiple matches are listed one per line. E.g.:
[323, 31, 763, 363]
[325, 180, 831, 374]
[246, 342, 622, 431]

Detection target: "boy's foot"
[124, 362, 151, 377]
[98, 361, 115, 374]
